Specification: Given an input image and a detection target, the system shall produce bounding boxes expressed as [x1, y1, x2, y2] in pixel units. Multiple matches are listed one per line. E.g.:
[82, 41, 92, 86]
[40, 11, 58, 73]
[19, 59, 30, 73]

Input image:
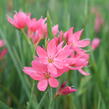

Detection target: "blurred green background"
[0, 0, 109, 109]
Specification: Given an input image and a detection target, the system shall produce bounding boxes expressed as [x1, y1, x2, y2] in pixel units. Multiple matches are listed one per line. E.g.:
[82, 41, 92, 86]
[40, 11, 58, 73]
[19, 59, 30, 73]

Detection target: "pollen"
[48, 58, 54, 63]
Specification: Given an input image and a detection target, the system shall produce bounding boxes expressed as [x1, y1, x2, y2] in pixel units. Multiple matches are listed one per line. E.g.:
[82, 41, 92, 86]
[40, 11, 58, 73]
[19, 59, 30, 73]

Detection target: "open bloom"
[27, 18, 38, 32]
[91, 38, 100, 50]
[68, 48, 90, 75]
[27, 18, 47, 33]
[27, 18, 47, 44]
[23, 60, 63, 91]
[64, 28, 90, 49]
[55, 81, 77, 96]
[7, 11, 30, 29]
[36, 38, 72, 75]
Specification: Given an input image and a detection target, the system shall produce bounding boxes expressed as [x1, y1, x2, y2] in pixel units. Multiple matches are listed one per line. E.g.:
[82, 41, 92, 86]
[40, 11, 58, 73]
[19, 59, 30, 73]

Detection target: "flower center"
[44, 72, 51, 79]
[48, 58, 54, 63]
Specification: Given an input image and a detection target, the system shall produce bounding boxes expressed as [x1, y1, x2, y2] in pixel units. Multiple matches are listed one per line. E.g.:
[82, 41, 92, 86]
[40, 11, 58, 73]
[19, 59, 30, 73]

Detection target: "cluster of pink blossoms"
[7, 11, 100, 94]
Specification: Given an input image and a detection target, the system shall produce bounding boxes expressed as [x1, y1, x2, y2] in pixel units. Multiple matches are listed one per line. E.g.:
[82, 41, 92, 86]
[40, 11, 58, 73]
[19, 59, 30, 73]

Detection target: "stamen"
[48, 58, 54, 63]
[44, 72, 50, 79]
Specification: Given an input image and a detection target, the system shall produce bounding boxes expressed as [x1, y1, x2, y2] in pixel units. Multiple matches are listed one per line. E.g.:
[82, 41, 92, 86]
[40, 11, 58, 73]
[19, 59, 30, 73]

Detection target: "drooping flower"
[7, 11, 30, 29]
[91, 38, 100, 50]
[23, 60, 63, 91]
[36, 38, 72, 75]
[55, 81, 77, 96]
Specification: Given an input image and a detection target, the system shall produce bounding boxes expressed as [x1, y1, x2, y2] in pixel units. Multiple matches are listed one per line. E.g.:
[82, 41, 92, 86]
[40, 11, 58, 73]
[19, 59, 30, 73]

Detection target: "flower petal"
[49, 78, 59, 88]
[0, 48, 8, 59]
[78, 40, 90, 47]
[23, 67, 44, 80]
[78, 69, 90, 76]
[73, 29, 83, 40]
[36, 46, 47, 57]
[37, 79, 48, 91]
[32, 60, 48, 73]
[0, 40, 5, 47]
[7, 16, 18, 28]
[47, 39, 57, 57]
[52, 24, 59, 35]
[60, 86, 77, 95]
[48, 64, 57, 75]
[56, 45, 72, 59]
[54, 61, 64, 69]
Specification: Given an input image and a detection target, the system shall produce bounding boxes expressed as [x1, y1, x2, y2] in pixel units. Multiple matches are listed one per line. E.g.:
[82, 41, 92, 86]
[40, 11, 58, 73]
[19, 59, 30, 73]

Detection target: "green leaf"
[47, 12, 53, 40]
[0, 29, 30, 98]
[0, 101, 12, 109]
[77, 76, 92, 95]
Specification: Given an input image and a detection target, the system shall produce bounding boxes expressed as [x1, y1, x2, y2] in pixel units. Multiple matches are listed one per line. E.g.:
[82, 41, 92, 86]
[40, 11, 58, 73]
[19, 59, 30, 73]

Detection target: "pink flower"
[28, 30, 43, 45]
[35, 18, 47, 36]
[0, 40, 5, 47]
[91, 8, 104, 33]
[64, 27, 74, 41]
[94, 15, 104, 33]
[68, 29, 90, 49]
[68, 49, 90, 75]
[36, 38, 72, 75]
[0, 40, 7, 60]
[27, 18, 38, 32]
[0, 48, 8, 60]
[91, 38, 100, 50]
[52, 25, 59, 36]
[55, 81, 77, 96]
[27, 18, 47, 33]
[54, 31, 64, 44]
[27, 18, 47, 44]
[7, 11, 30, 29]
[23, 60, 62, 91]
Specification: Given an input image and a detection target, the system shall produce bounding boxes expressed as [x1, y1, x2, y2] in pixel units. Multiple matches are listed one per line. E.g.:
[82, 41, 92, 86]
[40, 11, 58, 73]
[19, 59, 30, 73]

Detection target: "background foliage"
[0, 0, 109, 109]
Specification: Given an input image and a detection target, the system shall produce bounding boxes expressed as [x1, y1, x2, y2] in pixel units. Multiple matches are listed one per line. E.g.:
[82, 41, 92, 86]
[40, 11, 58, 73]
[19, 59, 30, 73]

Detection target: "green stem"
[48, 88, 53, 109]
[37, 90, 48, 109]
[27, 80, 35, 109]
[97, 92, 101, 109]
[21, 29, 35, 57]
[21, 29, 32, 46]
[0, 30, 30, 98]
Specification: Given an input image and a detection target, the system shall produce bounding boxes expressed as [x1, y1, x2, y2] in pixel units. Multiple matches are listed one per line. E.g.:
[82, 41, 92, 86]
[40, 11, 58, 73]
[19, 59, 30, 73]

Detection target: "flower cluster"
[7, 11, 58, 45]
[7, 11, 92, 94]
